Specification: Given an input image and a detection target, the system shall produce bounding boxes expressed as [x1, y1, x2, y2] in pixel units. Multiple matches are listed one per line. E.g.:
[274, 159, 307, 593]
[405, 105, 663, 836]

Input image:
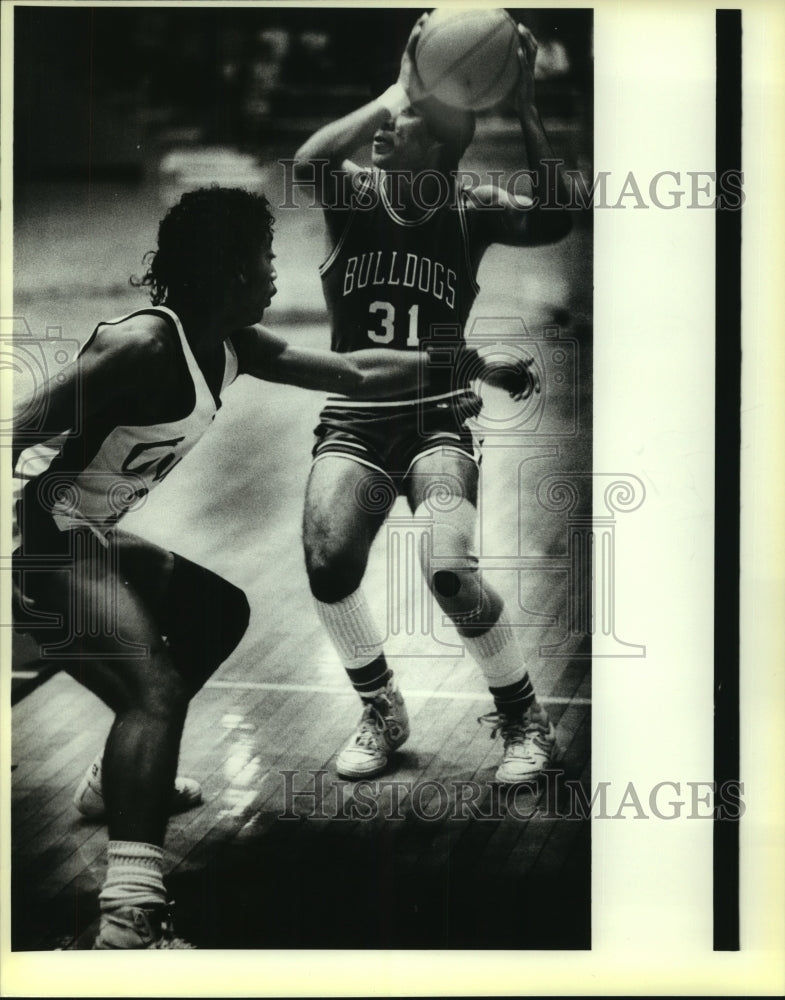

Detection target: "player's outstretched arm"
[231, 324, 432, 399]
[231, 325, 539, 402]
[466, 23, 572, 249]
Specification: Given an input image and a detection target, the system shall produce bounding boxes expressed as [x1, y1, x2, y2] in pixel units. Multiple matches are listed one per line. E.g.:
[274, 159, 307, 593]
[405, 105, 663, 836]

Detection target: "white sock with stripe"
[460, 605, 535, 717]
[314, 589, 392, 699]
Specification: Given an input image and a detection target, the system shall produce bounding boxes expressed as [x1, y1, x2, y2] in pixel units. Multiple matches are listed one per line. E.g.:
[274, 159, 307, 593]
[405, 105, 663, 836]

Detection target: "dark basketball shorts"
[11, 482, 115, 636]
[11, 482, 244, 669]
[311, 390, 484, 487]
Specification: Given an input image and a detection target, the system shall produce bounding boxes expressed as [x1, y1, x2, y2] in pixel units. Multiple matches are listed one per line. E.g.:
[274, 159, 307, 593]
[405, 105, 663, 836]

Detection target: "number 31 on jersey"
[368, 301, 419, 347]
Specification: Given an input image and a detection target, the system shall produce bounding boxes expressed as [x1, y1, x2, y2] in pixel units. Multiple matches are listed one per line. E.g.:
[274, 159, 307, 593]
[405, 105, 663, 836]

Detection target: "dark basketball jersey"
[320, 169, 480, 405]
[13, 306, 238, 545]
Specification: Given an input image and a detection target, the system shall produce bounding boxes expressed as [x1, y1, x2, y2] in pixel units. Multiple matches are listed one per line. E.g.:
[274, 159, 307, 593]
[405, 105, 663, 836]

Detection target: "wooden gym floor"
[9, 180, 592, 951]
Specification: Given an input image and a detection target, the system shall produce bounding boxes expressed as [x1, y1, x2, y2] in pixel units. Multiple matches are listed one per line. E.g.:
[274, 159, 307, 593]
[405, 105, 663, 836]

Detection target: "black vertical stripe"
[714, 7, 742, 953]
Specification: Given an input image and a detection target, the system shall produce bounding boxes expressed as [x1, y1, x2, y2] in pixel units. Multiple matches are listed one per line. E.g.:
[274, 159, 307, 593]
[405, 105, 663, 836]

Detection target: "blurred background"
[11, 7, 594, 949]
[14, 6, 591, 174]
[13, 5, 592, 332]
[12, 4, 594, 699]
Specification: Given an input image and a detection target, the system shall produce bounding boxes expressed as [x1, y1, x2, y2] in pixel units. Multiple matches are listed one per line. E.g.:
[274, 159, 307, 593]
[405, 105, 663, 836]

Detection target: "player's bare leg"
[32, 549, 195, 948]
[406, 449, 556, 783]
[114, 532, 250, 695]
[73, 532, 249, 820]
[303, 455, 409, 778]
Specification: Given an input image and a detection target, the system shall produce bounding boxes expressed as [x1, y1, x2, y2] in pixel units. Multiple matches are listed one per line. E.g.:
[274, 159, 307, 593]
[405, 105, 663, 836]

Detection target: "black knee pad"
[164, 554, 250, 681]
[433, 569, 462, 599]
[305, 551, 365, 604]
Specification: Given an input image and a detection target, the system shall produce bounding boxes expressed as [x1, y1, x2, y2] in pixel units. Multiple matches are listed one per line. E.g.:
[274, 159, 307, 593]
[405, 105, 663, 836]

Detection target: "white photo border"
[1, 0, 783, 995]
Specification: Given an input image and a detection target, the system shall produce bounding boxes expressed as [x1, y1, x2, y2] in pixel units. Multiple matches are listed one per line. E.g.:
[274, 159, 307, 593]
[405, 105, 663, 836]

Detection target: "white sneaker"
[73, 752, 203, 820]
[93, 902, 195, 950]
[479, 702, 558, 784]
[335, 677, 410, 779]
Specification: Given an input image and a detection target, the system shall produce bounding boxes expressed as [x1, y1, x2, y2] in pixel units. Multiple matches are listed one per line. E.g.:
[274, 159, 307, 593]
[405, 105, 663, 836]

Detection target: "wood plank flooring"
[10, 192, 593, 951]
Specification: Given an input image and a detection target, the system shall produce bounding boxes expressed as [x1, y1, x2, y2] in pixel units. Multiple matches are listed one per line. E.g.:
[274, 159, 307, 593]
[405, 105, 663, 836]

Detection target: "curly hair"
[131, 186, 275, 308]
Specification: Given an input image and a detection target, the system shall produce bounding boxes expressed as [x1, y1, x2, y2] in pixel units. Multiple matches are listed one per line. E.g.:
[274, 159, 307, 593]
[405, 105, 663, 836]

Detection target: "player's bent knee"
[413, 499, 477, 558]
[137, 676, 191, 723]
[432, 569, 463, 599]
[220, 584, 250, 660]
[208, 575, 250, 658]
[414, 499, 478, 586]
[412, 498, 482, 614]
[73, 650, 190, 716]
[427, 566, 482, 617]
[305, 549, 366, 604]
[163, 554, 251, 676]
[144, 660, 191, 705]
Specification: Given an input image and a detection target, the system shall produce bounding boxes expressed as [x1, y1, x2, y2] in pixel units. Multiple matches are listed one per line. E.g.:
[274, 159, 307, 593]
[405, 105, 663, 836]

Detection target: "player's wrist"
[422, 342, 481, 386]
[378, 82, 408, 117]
[453, 343, 482, 380]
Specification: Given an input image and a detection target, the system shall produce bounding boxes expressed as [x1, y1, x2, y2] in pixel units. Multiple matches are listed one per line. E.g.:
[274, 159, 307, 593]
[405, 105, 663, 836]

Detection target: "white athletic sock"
[99, 841, 167, 914]
[461, 605, 535, 716]
[314, 589, 391, 698]
[314, 589, 385, 669]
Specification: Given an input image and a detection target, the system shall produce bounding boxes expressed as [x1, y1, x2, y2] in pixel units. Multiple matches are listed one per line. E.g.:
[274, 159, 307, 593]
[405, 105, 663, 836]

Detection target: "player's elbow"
[526, 208, 573, 245]
[292, 150, 313, 181]
[293, 143, 329, 182]
[516, 208, 572, 246]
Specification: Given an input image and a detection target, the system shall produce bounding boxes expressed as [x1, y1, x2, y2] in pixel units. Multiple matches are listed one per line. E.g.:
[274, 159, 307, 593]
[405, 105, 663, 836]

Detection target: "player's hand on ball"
[509, 23, 538, 114]
[398, 12, 430, 103]
[486, 352, 541, 401]
[504, 352, 541, 401]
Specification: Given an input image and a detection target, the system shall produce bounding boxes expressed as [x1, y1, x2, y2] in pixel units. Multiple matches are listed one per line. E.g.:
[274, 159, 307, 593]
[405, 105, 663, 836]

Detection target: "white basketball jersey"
[15, 305, 238, 537]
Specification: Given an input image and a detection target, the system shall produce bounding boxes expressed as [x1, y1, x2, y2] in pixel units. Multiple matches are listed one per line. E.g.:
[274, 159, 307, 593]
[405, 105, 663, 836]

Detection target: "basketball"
[415, 8, 521, 111]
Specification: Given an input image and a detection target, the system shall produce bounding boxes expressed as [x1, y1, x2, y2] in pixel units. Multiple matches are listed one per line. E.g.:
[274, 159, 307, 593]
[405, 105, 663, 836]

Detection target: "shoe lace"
[477, 710, 548, 746]
[153, 902, 196, 950]
[154, 936, 196, 950]
[352, 701, 386, 749]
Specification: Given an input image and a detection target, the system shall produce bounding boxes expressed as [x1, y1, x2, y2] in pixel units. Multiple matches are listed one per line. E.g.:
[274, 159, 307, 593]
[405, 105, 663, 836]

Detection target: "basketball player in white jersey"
[12, 186, 533, 949]
[293, 16, 572, 784]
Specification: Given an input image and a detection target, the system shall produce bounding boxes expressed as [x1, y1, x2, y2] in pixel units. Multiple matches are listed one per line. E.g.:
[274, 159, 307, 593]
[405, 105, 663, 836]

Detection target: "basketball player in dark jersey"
[293, 16, 572, 783]
[11, 186, 530, 949]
